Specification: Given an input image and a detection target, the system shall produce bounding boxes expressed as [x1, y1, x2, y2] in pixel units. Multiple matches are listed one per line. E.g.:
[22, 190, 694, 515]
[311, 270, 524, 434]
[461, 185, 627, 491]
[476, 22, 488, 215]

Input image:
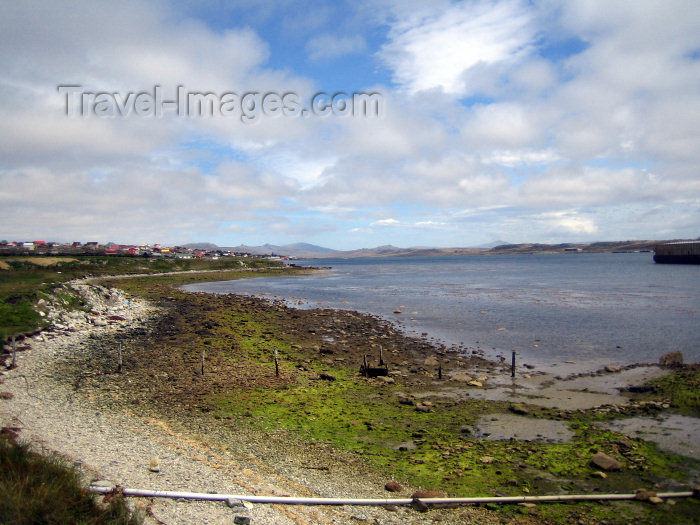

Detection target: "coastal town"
[0, 240, 289, 260]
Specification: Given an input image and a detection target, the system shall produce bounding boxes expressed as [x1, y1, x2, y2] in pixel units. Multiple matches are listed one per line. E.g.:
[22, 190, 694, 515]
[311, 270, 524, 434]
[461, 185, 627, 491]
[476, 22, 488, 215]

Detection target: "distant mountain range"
[182, 239, 690, 258]
[183, 242, 339, 257]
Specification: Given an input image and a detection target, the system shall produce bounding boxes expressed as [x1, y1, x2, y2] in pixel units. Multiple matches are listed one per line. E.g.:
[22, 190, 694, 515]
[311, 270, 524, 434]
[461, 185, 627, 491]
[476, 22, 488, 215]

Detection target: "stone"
[385, 481, 403, 492]
[590, 452, 622, 471]
[605, 365, 621, 373]
[452, 373, 473, 382]
[648, 496, 664, 505]
[592, 471, 607, 479]
[376, 376, 395, 384]
[467, 380, 483, 387]
[509, 404, 530, 416]
[149, 457, 160, 472]
[424, 356, 439, 366]
[397, 393, 414, 405]
[415, 402, 433, 413]
[635, 489, 657, 501]
[659, 351, 683, 366]
[480, 456, 495, 464]
[233, 517, 251, 525]
[518, 502, 536, 508]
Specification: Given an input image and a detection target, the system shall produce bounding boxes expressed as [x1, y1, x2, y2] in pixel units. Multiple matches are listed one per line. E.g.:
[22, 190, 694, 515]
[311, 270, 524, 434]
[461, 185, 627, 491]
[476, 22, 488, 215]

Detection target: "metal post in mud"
[363, 355, 368, 377]
[438, 363, 442, 380]
[274, 348, 279, 377]
[201, 349, 206, 376]
[511, 351, 516, 378]
[117, 344, 123, 373]
[379, 345, 384, 366]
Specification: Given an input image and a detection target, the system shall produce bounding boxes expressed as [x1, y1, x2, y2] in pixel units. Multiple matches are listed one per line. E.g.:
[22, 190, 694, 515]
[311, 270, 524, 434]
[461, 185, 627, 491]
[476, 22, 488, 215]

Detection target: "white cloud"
[371, 218, 400, 227]
[379, 0, 536, 95]
[481, 149, 560, 167]
[534, 211, 598, 235]
[1, 1, 699, 248]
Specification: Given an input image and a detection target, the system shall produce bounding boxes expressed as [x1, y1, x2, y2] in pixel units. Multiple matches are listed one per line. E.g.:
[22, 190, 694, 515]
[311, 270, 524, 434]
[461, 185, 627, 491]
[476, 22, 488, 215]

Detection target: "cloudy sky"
[1, 0, 698, 249]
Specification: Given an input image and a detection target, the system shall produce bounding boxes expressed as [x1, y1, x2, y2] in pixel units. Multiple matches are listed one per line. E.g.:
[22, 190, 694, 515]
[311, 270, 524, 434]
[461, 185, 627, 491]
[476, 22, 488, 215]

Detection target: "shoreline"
[2, 272, 700, 524]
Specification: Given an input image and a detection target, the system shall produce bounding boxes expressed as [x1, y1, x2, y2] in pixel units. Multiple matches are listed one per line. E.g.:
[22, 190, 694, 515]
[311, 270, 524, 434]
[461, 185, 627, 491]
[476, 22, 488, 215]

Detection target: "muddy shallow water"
[474, 413, 574, 442]
[599, 414, 700, 460]
[416, 366, 671, 410]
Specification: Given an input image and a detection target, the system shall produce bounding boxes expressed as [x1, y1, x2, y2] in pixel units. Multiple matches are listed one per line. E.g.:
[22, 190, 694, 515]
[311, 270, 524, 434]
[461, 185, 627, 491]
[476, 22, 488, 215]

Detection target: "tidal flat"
[72, 268, 700, 524]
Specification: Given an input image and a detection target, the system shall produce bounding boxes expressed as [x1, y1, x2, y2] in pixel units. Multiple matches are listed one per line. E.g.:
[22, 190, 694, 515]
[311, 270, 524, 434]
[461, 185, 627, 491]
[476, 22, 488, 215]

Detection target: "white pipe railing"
[89, 486, 695, 506]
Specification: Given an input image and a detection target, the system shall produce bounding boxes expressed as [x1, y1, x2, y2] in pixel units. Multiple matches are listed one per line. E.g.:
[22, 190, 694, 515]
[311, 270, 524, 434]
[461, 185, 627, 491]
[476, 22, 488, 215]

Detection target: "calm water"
[184, 253, 700, 372]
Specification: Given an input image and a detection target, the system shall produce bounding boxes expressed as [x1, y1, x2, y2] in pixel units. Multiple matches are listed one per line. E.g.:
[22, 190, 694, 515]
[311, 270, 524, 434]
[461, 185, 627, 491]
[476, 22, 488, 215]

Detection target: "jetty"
[653, 241, 700, 264]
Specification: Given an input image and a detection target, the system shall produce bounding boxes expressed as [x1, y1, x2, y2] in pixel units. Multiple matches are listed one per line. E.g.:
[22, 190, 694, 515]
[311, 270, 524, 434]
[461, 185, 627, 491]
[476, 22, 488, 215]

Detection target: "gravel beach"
[0, 280, 499, 525]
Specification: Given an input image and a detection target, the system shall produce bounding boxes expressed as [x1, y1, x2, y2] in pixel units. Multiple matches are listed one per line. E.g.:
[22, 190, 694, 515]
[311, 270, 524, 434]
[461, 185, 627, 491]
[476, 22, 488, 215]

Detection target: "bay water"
[184, 253, 699, 373]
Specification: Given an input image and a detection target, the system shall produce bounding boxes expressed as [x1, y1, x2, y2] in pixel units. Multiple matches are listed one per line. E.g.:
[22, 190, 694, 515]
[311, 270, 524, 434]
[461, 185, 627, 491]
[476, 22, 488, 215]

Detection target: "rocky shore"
[0, 279, 501, 524]
[2, 275, 698, 524]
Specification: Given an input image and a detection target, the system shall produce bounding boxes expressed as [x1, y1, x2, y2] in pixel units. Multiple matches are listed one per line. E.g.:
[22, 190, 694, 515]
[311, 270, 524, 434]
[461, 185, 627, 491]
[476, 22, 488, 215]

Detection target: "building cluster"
[0, 240, 285, 259]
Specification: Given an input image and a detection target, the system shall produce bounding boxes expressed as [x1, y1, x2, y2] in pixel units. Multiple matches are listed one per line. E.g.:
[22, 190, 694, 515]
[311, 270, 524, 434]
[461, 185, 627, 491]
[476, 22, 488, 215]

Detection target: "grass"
[644, 365, 700, 416]
[0, 435, 141, 525]
[0, 254, 282, 342]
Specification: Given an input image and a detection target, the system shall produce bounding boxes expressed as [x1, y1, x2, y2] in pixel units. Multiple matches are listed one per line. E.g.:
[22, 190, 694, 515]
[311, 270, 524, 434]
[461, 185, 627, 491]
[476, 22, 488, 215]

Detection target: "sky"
[1, 0, 699, 250]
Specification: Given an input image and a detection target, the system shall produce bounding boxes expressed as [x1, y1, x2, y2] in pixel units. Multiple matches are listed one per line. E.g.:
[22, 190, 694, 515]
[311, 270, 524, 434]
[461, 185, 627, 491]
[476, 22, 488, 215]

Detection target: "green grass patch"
[0, 255, 286, 342]
[0, 436, 141, 525]
[644, 365, 700, 416]
[209, 372, 700, 523]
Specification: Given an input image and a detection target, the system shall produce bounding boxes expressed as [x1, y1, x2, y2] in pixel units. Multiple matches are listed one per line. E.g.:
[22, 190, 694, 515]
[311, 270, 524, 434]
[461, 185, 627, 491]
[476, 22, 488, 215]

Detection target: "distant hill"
[474, 239, 510, 249]
[183, 239, 692, 258]
[188, 242, 338, 258]
[182, 242, 219, 251]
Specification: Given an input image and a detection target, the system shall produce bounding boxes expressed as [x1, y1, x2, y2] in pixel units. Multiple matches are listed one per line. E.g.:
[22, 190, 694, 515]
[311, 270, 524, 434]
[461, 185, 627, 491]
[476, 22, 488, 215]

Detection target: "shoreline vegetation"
[1, 255, 699, 524]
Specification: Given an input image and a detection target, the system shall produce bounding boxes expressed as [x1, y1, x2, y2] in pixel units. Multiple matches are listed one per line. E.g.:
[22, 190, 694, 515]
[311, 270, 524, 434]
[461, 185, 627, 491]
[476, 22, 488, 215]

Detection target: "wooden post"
[378, 345, 384, 366]
[363, 355, 368, 377]
[511, 351, 516, 378]
[10, 337, 17, 369]
[117, 344, 123, 373]
[438, 363, 442, 380]
[201, 349, 206, 376]
[274, 348, 279, 377]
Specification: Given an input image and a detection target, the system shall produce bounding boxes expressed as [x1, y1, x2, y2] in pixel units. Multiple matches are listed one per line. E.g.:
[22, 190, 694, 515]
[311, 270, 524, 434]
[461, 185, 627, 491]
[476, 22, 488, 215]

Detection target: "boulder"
[397, 393, 414, 405]
[634, 489, 657, 501]
[451, 373, 473, 383]
[385, 481, 403, 492]
[424, 356, 439, 366]
[590, 452, 622, 471]
[415, 402, 433, 413]
[659, 351, 683, 366]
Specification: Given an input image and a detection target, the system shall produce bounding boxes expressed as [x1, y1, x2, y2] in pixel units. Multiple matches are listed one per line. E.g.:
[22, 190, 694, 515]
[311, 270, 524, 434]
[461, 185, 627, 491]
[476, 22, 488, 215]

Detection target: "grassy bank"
[0, 255, 282, 343]
[0, 433, 141, 525]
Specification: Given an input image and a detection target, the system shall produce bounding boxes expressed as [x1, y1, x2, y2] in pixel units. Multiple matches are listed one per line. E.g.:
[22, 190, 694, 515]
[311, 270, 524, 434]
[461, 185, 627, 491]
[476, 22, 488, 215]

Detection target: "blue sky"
[1, 0, 699, 249]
